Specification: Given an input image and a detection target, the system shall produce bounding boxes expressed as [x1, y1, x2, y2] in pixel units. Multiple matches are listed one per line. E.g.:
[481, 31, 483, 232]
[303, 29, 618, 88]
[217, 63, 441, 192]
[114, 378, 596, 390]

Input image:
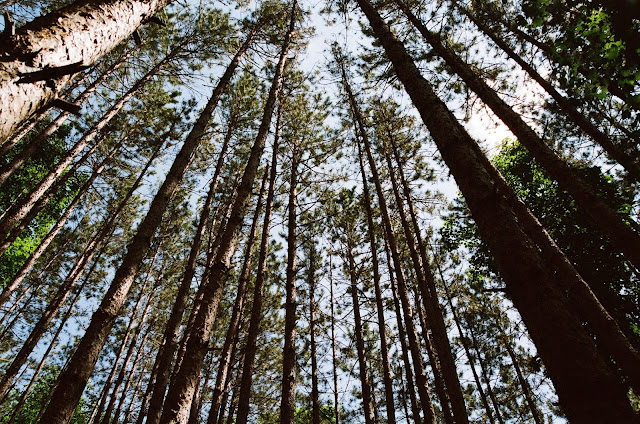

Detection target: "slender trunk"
[0, 47, 179, 246]
[215, 329, 242, 424]
[36, 25, 242, 424]
[384, 241, 421, 424]
[354, 1, 638, 420]
[234, 104, 281, 424]
[280, 139, 299, 424]
[134, 347, 162, 424]
[121, 363, 146, 424]
[343, 64, 436, 422]
[329, 255, 341, 424]
[358, 138, 396, 424]
[0, 0, 170, 143]
[0, 45, 135, 174]
[451, 0, 640, 182]
[206, 167, 268, 423]
[143, 55, 248, 422]
[308, 246, 320, 424]
[381, 134, 467, 424]
[343, 243, 376, 424]
[465, 317, 505, 424]
[395, 0, 640, 269]
[158, 8, 295, 421]
[437, 263, 496, 424]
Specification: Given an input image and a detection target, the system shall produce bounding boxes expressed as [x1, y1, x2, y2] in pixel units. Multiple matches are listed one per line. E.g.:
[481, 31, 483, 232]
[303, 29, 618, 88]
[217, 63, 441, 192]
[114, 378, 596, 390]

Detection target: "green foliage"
[0, 367, 89, 424]
[0, 123, 84, 287]
[442, 139, 640, 338]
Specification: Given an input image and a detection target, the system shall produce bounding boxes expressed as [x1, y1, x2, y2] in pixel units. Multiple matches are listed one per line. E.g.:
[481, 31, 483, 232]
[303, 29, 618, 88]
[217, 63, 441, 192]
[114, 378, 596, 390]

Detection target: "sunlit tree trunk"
[0, 0, 170, 143]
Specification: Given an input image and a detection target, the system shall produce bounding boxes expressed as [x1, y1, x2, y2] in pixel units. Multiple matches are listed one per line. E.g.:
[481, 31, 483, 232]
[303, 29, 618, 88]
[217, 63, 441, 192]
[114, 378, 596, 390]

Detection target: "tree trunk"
[354, 1, 639, 420]
[308, 245, 321, 424]
[0, 0, 170, 143]
[357, 134, 397, 424]
[342, 63, 436, 423]
[206, 166, 267, 423]
[394, 0, 640, 270]
[344, 242, 376, 424]
[383, 241, 422, 424]
[234, 102, 281, 424]
[328, 255, 341, 424]
[157, 7, 295, 421]
[280, 138, 299, 424]
[35, 23, 242, 424]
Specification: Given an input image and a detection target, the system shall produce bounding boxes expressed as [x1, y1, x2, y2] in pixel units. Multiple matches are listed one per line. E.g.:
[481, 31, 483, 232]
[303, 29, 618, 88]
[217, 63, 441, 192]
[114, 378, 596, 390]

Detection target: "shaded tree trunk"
[353, 1, 639, 420]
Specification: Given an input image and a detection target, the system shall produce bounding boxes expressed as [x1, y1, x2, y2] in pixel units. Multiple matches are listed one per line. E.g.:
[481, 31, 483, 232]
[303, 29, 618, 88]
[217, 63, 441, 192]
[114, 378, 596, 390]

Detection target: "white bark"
[0, 0, 168, 143]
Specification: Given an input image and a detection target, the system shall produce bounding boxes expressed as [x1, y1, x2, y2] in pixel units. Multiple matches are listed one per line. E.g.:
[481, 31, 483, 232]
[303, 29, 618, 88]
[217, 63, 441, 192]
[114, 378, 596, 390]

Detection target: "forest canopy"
[0, 0, 638, 423]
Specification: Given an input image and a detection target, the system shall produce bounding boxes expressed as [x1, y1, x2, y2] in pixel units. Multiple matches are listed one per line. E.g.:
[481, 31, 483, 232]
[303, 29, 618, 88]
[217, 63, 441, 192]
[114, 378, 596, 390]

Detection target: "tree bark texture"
[0, 0, 169, 143]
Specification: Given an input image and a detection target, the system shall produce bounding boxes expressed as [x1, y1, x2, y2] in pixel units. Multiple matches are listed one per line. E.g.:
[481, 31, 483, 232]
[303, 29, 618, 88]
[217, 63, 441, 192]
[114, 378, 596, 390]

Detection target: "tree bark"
[328, 255, 341, 424]
[343, 241, 376, 424]
[308, 244, 321, 424]
[0, 0, 170, 143]
[234, 102, 281, 424]
[280, 138, 299, 424]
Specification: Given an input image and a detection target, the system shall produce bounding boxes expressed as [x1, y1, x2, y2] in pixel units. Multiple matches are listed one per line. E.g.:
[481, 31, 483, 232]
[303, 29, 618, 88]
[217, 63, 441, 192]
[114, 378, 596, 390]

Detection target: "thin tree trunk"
[0, 0, 170, 143]
[280, 138, 299, 424]
[158, 8, 295, 421]
[394, 0, 640, 269]
[134, 345, 162, 424]
[343, 242, 376, 424]
[234, 102, 281, 424]
[384, 241, 421, 424]
[308, 245, 321, 424]
[357, 135, 396, 424]
[328, 255, 341, 424]
[36, 24, 243, 424]
[206, 166, 268, 423]
[0, 46, 180, 246]
[354, 1, 639, 420]
[342, 63, 436, 422]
